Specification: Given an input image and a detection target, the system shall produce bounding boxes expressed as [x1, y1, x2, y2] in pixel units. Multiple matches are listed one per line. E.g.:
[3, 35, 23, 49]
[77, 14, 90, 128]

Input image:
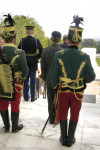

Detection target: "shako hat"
[3, 14, 16, 39]
[68, 15, 84, 44]
[25, 26, 35, 30]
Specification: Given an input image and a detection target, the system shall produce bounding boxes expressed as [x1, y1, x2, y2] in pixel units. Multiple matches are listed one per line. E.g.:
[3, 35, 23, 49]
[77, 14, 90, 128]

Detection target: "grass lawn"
[96, 57, 100, 66]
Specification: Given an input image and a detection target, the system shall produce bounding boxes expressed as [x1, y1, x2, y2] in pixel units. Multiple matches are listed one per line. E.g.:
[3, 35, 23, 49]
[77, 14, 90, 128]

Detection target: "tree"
[14, 15, 49, 48]
[96, 41, 100, 53]
[81, 39, 96, 48]
[0, 15, 50, 48]
[81, 38, 100, 53]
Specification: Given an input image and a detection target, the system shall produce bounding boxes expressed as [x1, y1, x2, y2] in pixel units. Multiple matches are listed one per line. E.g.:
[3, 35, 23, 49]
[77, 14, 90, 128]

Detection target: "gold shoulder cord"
[9, 55, 19, 66]
[74, 61, 86, 100]
[58, 58, 67, 78]
[58, 58, 86, 100]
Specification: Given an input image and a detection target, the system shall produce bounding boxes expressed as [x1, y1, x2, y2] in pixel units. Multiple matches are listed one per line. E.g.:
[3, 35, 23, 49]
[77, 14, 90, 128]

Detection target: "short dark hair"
[52, 37, 60, 42]
[51, 31, 61, 42]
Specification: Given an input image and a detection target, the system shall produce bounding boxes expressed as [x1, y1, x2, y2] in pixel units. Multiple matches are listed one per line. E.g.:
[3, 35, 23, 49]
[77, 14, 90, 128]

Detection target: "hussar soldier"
[50, 15, 95, 147]
[0, 14, 29, 132]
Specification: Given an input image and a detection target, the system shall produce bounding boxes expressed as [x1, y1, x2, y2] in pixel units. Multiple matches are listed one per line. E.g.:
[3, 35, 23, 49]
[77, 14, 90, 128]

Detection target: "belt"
[26, 53, 37, 56]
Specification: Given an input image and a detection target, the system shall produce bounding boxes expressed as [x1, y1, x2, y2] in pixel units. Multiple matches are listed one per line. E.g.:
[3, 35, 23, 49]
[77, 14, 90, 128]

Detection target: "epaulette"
[80, 51, 86, 55]
[14, 48, 21, 54]
[59, 49, 64, 55]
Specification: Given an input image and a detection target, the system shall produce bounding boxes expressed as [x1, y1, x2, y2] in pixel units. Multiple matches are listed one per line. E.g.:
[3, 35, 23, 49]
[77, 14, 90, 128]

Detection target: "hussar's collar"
[4, 43, 16, 47]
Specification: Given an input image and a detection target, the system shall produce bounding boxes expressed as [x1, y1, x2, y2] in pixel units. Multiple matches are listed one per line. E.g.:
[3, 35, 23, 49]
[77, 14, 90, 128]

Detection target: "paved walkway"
[0, 67, 100, 150]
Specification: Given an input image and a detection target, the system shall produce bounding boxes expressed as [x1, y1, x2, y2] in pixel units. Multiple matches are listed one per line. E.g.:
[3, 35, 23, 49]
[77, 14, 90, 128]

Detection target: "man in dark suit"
[60, 34, 68, 48]
[18, 26, 43, 102]
[41, 31, 62, 124]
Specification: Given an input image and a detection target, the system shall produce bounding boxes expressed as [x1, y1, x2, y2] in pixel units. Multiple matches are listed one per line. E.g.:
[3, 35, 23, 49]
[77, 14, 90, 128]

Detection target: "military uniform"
[49, 16, 96, 147]
[0, 14, 29, 133]
[18, 27, 43, 101]
[0, 44, 29, 105]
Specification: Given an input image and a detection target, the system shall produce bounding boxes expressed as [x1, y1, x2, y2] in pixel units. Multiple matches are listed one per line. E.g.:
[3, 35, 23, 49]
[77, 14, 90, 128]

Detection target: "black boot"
[11, 112, 23, 133]
[0, 110, 10, 132]
[67, 121, 77, 147]
[59, 120, 67, 146]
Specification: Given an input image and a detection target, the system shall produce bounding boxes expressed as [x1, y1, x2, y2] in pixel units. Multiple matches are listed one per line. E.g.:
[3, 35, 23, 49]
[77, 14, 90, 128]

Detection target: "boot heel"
[12, 124, 24, 133]
[67, 121, 77, 147]
[11, 112, 23, 133]
[60, 120, 67, 146]
[0, 110, 10, 132]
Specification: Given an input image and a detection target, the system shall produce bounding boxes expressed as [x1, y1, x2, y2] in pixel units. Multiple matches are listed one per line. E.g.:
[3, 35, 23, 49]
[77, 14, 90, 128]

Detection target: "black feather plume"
[3, 14, 15, 26]
[71, 15, 83, 28]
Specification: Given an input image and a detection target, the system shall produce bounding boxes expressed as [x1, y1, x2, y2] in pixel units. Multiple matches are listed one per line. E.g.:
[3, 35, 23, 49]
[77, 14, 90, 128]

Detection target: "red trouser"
[59, 91, 83, 122]
[0, 79, 23, 113]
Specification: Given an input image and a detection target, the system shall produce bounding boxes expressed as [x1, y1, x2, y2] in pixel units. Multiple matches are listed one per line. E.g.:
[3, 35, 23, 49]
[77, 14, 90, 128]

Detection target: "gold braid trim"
[3, 26, 16, 32]
[77, 61, 86, 78]
[9, 55, 19, 65]
[14, 48, 21, 54]
[4, 43, 16, 47]
[53, 83, 59, 89]
[69, 27, 84, 32]
[58, 89, 83, 95]
[3, 26, 16, 38]
[0, 64, 13, 93]
[58, 89, 83, 101]
[0, 94, 13, 98]
[15, 83, 23, 89]
[58, 60, 86, 100]
[15, 83, 23, 111]
[58, 58, 67, 78]
[76, 61, 86, 87]
[59, 77, 84, 89]
[69, 27, 84, 43]
[59, 49, 64, 55]
[14, 71, 22, 78]
[26, 53, 37, 56]
[74, 89, 83, 100]
[15, 83, 23, 94]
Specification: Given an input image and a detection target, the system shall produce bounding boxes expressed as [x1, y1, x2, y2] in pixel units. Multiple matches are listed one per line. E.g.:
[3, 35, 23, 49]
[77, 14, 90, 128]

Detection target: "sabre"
[40, 105, 55, 135]
[40, 93, 57, 135]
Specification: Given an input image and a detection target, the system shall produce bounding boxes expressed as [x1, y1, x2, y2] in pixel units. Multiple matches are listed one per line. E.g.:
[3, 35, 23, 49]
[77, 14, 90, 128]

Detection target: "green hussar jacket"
[1, 43, 29, 79]
[0, 43, 29, 100]
[49, 46, 96, 92]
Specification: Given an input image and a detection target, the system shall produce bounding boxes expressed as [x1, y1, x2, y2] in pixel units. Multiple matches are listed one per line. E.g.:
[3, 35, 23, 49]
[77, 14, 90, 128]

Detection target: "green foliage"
[0, 15, 50, 48]
[95, 41, 100, 53]
[82, 39, 96, 47]
[82, 38, 100, 53]
[1, 15, 100, 52]
[78, 43, 82, 51]
[13, 15, 49, 48]
[96, 57, 100, 66]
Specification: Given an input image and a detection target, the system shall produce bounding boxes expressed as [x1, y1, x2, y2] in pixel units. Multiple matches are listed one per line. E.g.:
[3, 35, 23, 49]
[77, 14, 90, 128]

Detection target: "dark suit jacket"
[60, 42, 68, 48]
[18, 36, 43, 70]
[41, 43, 62, 86]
